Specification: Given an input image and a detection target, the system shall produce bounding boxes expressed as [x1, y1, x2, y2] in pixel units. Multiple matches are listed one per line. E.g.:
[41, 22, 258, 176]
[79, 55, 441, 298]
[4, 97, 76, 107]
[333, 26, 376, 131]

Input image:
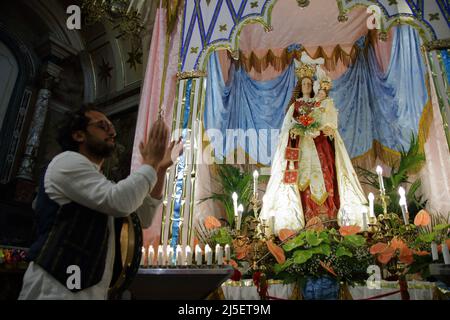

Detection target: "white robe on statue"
[260, 98, 369, 234]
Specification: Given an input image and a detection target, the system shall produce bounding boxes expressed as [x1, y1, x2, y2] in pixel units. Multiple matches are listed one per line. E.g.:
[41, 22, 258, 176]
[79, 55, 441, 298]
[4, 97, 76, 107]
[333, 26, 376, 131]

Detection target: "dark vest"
[27, 167, 109, 292]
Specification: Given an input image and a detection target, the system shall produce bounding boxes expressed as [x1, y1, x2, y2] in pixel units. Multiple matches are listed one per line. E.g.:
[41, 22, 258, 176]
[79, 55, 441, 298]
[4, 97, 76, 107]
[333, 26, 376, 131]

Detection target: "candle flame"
[376, 166, 383, 174]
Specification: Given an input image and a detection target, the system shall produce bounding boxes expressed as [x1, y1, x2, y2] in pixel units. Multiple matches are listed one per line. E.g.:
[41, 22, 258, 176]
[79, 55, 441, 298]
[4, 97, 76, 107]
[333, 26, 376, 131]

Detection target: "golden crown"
[295, 64, 316, 80]
[320, 77, 333, 92]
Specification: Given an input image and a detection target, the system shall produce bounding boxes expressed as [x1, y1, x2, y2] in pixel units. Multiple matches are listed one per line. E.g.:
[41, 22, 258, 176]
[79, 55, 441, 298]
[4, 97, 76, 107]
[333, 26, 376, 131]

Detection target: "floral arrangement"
[368, 210, 450, 281]
[290, 99, 322, 137]
[272, 219, 373, 289]
[0, 247, 28, 269]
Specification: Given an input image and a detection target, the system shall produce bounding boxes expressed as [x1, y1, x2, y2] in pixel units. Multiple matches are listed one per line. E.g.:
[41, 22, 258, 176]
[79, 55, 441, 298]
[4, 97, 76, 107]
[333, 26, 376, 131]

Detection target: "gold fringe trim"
[310, 191, 329, 206]
[233, 44, 360, 74]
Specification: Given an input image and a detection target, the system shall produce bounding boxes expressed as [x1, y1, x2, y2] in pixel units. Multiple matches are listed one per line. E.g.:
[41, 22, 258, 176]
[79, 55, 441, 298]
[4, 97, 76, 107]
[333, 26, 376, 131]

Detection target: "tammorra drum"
[108, 212, 142, 299]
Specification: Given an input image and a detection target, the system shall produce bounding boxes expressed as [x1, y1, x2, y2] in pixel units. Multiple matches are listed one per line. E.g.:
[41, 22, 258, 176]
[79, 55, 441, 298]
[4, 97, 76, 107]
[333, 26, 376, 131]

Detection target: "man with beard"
[19, 106, 178, 299]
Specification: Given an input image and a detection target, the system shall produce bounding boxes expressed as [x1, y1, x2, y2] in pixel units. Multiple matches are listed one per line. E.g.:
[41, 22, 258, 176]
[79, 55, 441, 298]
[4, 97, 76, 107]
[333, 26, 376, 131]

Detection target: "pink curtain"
[131, 7, 181, 250]
[419, 60, 450, 216]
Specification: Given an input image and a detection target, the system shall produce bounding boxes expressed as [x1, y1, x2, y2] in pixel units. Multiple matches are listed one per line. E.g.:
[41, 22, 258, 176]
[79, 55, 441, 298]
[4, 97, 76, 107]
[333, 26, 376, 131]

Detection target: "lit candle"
[176, 245, 183, 266]
[376, 166, 385, 194]
[442, 241, 450, 265]
[232, 192, 238, 219]
[368, 193, 375, 218]
[431, 242, 439, 261]
[205, 244, 213, 265]
[253, 170, 259, 196]
[148, 245, 154, 266]
[225, 244, 231, 261]
[237, 204, 244, 231]
[398, 187, 409, 225]
[217, 246, 224, 265]
[195, 244, 202, 265]
[185, 245, 192, 265]
[140, 246, 146, 267]
[157, 245, 164, 265]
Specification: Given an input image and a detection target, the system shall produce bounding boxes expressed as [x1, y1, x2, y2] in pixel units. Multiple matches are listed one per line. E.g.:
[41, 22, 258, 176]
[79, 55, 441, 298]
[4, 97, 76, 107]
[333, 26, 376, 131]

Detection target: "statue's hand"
[322, 126, 334, 137]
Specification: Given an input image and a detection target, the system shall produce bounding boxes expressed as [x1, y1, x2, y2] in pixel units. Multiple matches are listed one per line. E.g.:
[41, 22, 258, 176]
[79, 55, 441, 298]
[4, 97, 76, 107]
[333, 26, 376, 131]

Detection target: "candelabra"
[250, 193, 262, 219]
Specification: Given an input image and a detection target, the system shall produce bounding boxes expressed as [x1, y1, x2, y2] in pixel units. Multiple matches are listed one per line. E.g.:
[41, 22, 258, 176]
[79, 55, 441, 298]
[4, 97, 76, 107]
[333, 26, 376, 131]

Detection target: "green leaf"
[306, 231, 323, 246]
[417, 232, 436, 243]
[343, 235, 366, 247]
[213, 228, 233, 245]
[293, 250, 313, 264]
[283, 236, 305, 252]
[434, 224, 450, 231]
[275, 259, 294, 273]
[310, 244, 331, 256]
[336, 246, 353, 257]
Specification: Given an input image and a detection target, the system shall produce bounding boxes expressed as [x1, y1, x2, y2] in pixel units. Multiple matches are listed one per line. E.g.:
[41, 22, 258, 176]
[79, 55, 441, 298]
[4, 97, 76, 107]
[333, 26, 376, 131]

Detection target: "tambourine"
[108, 212, 142, 299]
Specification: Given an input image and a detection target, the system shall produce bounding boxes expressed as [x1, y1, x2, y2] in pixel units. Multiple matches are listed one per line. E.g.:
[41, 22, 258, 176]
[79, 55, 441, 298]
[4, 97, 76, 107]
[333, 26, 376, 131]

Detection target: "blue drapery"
[204, 25, 428, 164]
[442, 50, 450, 85]
[204, 52, 296, 165]
[330, 26, 428, 158]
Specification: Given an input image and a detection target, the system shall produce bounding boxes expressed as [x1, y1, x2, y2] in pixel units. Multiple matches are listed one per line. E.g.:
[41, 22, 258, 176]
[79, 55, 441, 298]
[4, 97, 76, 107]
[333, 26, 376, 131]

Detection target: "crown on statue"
[295, 63, 316, 80]
[320, 77, 333, 92]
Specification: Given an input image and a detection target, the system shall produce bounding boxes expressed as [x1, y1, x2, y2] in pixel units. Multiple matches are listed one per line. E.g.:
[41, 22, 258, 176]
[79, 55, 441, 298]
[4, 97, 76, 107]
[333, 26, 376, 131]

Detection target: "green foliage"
[357, 133, 427, 220]
[199, 164, 268, 227]
[211, 227, 233, 246]
[274, 228, 373, 285]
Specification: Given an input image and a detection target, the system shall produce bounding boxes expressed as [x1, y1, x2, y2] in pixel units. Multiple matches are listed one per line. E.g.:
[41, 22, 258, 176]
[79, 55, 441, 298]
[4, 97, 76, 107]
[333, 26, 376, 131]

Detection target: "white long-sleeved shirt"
[18, 151, 162, 300]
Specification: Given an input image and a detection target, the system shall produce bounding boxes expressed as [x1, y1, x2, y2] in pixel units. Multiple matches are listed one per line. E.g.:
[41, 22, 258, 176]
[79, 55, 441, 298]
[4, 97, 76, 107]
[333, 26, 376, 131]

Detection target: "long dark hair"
[56, 104, 101, 152]
[288, 77, 315, 108]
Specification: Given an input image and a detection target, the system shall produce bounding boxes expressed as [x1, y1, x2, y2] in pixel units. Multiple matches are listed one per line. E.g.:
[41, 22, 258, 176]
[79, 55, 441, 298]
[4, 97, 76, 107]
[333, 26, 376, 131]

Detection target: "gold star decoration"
[429, 13, 440, 21]
[250, 1, 259, 8]
[388, 0, 397, 5]
[190, 47, 199, 54]
[126, 47, 143, 71]
[98, 58, 113, 83]
[219, 24, 227, 32]
[206, 0, 211, 5]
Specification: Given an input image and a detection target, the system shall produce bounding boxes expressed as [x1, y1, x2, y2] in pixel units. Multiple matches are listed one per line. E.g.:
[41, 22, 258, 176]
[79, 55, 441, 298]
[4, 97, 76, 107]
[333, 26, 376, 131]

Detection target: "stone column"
[16, 63, 62, 180]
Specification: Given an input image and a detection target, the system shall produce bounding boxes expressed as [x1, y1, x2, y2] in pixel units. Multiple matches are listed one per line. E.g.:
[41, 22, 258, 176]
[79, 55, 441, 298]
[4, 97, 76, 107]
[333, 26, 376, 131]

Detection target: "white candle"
[431, 242, 439, 261]
[232, 192, 238, 218]
[176, 245, 183, 266]
[195, 244, 202, 265]
[167, 246, 174, 266]
[368, 193, 375, 218]
[362, 207, 368, 231]
[185, 245, 192, 265]
[398, 187, 409, 225]
[215, 244, 221, 263]
[157, 245, 164, 265]
[148, 246, 154, 266]
[376, 166, 385, 194]
[237, 204, 244, 231]
[253, 170, 259, 196]
[217, 246, 224, 265]
[442, 241, 450, 265]
[269, 213, 275, 235]
[205, 244, 212, 265]
[225, 244, 231, 261]
[140, 246, 146, 267]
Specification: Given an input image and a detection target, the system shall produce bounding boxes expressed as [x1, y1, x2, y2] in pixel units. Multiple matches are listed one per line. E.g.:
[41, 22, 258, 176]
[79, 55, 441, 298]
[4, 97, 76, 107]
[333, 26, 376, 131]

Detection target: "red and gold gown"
[260, 97, 368, 232]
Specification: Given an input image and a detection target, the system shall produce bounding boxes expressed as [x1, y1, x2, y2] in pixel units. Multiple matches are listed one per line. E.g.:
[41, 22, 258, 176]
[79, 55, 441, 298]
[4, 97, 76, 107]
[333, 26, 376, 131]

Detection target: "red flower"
[299, 115, 314, 127]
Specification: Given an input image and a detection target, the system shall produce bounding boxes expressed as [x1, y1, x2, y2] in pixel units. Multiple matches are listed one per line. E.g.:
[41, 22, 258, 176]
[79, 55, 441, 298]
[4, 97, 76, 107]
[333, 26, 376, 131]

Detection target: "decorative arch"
[179, 0, 449, 74]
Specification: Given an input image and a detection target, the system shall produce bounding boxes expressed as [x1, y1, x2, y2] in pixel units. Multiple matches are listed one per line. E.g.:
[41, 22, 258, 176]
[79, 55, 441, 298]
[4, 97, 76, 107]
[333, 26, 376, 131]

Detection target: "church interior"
[0, 0, 449, 301]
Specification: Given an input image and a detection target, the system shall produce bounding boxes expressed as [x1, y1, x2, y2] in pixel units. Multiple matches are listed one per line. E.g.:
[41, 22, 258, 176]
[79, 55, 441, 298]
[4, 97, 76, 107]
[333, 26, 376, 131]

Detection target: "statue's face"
[301, 78, 313, 96]
[317, 89, 327, 100]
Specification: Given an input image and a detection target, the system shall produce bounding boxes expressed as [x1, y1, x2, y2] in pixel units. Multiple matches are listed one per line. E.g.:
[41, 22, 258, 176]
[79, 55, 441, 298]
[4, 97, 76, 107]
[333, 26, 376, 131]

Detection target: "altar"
[130, 0, 450, 301]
